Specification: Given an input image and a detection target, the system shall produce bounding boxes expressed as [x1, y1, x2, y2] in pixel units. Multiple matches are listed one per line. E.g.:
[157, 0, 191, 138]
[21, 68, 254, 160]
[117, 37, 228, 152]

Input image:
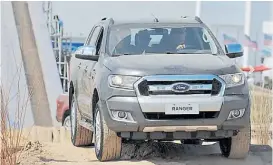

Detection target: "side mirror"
[225, 43, 243, 58]
[75, 46, 99, 61]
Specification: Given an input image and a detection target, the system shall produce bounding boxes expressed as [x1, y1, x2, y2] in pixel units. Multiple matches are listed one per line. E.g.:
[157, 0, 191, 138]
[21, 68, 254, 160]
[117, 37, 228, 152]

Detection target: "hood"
[103, 54, 241, 76]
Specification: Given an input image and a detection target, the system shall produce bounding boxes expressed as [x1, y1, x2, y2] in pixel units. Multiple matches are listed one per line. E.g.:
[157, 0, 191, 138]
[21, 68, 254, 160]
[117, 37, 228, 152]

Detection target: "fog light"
[227, 109, 245, 120]
[111, 110, 134, 122]
[118, 111, 127, 118]
[233, 110, 240, 118]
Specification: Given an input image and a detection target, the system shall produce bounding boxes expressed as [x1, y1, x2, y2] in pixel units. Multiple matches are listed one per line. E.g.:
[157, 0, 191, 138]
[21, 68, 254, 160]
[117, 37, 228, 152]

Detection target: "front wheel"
[94, 103, 122, 161]
[219, 127, 250, 159]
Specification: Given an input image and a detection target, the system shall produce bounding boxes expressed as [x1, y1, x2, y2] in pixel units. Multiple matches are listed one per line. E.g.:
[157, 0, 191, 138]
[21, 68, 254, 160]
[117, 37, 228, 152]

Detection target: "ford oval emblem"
[172, 83, 190, 93]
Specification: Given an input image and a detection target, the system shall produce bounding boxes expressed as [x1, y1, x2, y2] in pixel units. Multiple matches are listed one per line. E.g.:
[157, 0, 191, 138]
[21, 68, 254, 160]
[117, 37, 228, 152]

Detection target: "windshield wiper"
[112, 53, 132, 57]
[166, 52, 175, 54]
[166, 51, 218, 55]
[166, 52, 195, 54]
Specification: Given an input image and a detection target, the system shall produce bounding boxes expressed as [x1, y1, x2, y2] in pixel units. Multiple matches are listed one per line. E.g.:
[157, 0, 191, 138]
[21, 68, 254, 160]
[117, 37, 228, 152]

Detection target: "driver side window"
[96, 28, 104, 55]
[85, 26, 104, 55]
[88, 26, 101, 46]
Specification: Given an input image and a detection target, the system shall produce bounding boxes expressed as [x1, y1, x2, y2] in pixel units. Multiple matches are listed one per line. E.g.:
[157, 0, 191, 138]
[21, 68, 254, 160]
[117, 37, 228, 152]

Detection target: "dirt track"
[18, 141, 272, 165]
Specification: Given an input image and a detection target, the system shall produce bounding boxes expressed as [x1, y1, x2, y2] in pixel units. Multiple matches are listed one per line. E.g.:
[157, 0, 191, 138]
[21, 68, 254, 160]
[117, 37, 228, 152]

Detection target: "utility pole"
[243, 1, 252, 68]
[12, 2, 53, 127]
[254, 31, 258, 83]
[195, 1, 201, 17]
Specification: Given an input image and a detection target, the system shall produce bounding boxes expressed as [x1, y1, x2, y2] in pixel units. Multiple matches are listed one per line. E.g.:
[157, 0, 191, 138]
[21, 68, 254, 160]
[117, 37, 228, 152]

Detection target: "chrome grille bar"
[149, 84, 212, 92]
[144, 75, 218, 81]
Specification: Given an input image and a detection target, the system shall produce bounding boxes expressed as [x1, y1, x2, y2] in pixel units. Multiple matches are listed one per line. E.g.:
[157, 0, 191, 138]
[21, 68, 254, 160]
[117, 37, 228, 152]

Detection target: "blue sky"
[51, 1, 272, 37]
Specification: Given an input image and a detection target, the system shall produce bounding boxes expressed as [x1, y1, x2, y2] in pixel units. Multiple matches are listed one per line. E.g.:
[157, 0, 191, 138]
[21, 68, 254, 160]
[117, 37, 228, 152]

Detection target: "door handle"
[78, 62, 81, 69]
[84, 66, 88, 72]
[89, 69, 96, 79]
[88, 72, 92, 79]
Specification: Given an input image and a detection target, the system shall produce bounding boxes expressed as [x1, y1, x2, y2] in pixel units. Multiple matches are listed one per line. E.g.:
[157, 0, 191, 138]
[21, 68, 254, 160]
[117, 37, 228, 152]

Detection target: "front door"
[80, 26, 103, 118]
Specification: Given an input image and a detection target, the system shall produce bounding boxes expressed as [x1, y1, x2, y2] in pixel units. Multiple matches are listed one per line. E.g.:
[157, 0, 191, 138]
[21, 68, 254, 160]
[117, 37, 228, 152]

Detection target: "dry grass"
[0, 63, 33, 165]
[250, 85, 272, 145]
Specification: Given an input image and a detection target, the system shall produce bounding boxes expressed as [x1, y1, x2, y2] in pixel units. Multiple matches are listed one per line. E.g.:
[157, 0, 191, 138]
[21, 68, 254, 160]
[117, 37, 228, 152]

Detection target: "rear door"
[73, 46, 86, 110]
[80, 26, 102, 118]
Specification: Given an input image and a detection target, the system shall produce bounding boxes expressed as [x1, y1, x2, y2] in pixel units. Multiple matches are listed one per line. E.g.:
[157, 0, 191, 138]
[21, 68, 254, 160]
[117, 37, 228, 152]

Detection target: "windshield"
[108, 24, 219, 56]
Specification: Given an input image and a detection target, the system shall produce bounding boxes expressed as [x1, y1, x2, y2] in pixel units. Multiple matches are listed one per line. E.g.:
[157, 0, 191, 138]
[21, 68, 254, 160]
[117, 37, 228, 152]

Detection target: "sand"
[17, 140, 272, 165]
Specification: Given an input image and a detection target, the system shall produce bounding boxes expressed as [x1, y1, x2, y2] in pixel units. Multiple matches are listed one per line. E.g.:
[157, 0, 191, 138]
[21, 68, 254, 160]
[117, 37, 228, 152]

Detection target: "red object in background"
[253, 65, 271, 72]
[56, 94, 69, 123]
[56, 59, 71, 123]
[241, 65, 272, 72]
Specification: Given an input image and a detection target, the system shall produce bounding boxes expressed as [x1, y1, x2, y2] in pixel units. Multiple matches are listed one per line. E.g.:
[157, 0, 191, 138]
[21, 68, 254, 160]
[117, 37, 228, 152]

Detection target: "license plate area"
[165, 103, 199, 115]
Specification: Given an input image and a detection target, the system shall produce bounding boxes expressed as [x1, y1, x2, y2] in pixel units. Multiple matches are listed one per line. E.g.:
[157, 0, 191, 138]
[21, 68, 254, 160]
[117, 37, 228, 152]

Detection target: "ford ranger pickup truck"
[68, 16, 251, 162]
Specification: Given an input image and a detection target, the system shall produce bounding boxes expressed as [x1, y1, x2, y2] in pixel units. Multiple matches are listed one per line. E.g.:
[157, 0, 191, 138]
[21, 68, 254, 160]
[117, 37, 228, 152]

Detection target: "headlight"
[219, 73, 245, 88]
[108, 75, 141, 89]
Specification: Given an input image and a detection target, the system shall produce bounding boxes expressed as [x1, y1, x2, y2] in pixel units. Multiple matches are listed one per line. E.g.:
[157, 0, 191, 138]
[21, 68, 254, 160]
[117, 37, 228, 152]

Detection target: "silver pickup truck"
[69, 16, 250, 162]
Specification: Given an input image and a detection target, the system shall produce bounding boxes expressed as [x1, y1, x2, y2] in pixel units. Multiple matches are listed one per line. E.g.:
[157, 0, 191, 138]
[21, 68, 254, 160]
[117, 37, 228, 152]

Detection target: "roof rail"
[181, 16, 203, 23]
[154, 18, 159, 22]
[194, 16, 203, 23]
[101, 17, 114, 24]
[151, 13, 159, 22]
[108, 18, 114, 24]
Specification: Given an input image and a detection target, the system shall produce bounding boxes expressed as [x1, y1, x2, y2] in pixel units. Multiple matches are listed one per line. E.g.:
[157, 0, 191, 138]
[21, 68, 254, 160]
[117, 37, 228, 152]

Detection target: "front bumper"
[100, 94, 250, 134]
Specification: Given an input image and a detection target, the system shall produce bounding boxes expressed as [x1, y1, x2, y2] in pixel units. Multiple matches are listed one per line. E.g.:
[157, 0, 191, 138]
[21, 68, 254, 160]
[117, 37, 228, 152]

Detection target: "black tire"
[70, 93, 93, 146]
[219, 127, 250, 159]
[181, 139, 202, 145]
[94, 103, 122, 161]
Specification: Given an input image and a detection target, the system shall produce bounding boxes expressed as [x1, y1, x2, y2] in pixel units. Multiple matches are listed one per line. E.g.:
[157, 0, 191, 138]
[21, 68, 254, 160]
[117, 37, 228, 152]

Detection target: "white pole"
[195, 1, 201, 17]
[243, 1, 252, 68]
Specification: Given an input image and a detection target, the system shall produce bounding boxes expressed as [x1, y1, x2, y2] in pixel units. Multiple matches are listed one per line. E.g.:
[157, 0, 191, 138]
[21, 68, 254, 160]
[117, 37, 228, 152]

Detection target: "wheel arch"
[69, 81, 75, 94]
[69, 81, 75, 109]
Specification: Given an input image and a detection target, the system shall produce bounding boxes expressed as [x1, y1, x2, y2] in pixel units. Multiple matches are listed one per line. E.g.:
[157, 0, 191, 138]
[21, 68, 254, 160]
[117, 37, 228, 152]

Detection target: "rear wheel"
[70, 93, 93, 146]
[94, 103, 122, 161]
[219, 127, 250, 159]
[62, 115, 71, 130]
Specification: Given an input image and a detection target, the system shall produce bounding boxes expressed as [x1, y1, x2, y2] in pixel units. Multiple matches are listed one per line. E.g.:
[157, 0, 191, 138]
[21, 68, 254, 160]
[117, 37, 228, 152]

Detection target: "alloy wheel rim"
[64, 116, 71, 130]
[95, 110, 101, 153]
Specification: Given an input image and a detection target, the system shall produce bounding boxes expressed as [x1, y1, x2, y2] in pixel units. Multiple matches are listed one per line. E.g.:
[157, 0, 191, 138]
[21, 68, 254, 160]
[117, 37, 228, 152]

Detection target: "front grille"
[137, 75, 222, 96]
[136, 75, 223, 96]
[211, 78, 222, 95]
[138, 80, 149, 96]
[143, 112, 220, 120]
